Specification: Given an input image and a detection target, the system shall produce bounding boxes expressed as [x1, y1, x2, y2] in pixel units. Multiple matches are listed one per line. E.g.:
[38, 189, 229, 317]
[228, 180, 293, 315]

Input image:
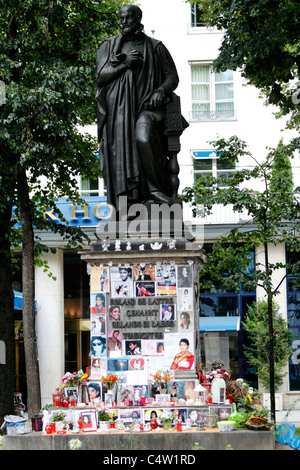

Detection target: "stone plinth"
[2, 428, 275, 451]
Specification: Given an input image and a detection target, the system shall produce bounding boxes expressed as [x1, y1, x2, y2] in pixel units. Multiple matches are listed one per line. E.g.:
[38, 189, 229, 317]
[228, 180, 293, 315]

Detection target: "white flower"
[69, 438, 82, 450]
[159, 411, 176, 422]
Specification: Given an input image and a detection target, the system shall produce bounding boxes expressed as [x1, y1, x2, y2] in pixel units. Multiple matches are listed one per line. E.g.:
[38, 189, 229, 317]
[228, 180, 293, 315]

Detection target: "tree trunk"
[17, 166, 41, 418]
[264, 242, 276, 424]
[0, 203, 15, 425]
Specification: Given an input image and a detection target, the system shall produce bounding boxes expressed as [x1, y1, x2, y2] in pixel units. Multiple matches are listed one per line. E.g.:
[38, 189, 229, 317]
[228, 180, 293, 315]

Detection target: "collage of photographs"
[88, 263, 196, 397]
[57, 402, 233, 432]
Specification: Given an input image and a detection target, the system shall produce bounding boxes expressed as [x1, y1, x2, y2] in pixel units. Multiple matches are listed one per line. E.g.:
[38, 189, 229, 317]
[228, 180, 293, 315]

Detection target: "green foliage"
[242, 300, 293, 390]
[188, 0, 300, 123]
[182, 136, 300, 296]
[0, 0, 126, 255]
[270, 139, 294, 195]
[98, 410, 110, 421]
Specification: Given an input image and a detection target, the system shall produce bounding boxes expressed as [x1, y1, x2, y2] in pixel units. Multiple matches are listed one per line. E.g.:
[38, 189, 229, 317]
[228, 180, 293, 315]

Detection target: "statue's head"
[120, 4, 143, 36]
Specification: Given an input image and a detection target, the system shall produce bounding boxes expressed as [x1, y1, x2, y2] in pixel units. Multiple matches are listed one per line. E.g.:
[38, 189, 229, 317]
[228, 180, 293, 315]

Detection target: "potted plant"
[52, 411, 65, 432]
[98, 408, 111, 431]
[159, 411, 176, 430]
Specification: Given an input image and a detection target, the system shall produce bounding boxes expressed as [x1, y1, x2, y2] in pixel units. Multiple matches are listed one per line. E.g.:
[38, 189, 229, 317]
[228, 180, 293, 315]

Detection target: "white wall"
[138, 0, 298, 202]
[35, 250, 65, 406]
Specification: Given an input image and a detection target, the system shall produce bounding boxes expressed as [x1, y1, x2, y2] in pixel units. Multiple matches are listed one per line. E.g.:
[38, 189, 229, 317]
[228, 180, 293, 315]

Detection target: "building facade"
[13, 0, 300, 420]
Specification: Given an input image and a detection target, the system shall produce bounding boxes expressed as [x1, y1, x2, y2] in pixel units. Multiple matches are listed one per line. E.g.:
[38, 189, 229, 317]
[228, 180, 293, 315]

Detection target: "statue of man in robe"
[96, 4, 181, 212]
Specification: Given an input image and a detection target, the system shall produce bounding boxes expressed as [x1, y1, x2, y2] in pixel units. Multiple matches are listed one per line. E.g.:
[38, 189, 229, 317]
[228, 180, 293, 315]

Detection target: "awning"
[199, 316, 240, 332]
[14, 290, 37, 311]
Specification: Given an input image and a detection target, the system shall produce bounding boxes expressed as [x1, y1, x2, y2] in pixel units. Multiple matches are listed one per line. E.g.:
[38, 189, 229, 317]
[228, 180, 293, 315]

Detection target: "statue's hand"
[125, 49, 143, 68]
[149, 88, 166, 109]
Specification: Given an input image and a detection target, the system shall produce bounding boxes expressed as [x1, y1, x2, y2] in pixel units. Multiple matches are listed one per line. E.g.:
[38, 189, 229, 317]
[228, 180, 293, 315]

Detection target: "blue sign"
[13, 197, 113, 228]
[192, 150, 218, 159]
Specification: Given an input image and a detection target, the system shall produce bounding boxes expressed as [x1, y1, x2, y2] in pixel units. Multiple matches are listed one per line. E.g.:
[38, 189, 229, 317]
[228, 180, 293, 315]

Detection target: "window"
[192, 150, 236, 187]
[79, 176, 106, 197]
[190, 65, 235, 121]
[191, 3, 206, 27]
[287, 249, 300, 391]
[199, 243, 257, 385]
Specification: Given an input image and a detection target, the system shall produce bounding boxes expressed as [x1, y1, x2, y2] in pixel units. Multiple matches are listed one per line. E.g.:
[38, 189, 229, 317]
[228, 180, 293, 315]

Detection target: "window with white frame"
[190, 3, 206, 27]
[190, 64, 235, 121]
[192, 150, 236, 187]
[79, 176, 106, 197]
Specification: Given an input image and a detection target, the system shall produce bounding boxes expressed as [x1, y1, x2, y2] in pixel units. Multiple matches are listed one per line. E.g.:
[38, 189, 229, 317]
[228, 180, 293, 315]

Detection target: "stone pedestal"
[80, 213, 206, 394]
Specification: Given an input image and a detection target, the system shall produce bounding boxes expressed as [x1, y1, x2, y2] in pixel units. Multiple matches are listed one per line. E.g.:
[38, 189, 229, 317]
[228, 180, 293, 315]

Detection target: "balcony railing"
[190, 109, 237, 122]
[183, 203, 250, 226]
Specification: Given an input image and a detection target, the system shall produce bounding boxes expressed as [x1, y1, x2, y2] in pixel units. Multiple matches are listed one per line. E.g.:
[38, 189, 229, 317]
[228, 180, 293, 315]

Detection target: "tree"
[186, 0, 300, 424]
[182, 136, 300, 423]
[243, 300, 293, 391]
[0, 0, 125, 421]
[188, 0, 300, 126]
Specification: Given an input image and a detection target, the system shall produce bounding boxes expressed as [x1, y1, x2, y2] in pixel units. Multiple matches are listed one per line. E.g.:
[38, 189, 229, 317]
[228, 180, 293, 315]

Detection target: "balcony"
[189, 109, 237, 122]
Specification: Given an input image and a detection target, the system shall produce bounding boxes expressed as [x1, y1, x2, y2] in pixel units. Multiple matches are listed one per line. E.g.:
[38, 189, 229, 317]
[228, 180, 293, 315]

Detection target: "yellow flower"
[247, 394, 252, 404]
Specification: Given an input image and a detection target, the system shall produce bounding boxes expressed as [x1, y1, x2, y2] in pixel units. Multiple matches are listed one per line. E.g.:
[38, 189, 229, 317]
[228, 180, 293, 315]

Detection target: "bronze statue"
[96, 5, 187, 213]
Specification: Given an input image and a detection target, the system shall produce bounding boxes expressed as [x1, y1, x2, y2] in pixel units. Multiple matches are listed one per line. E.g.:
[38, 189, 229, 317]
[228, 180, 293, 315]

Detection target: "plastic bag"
[275, 423, 300, 450]
[0, 414, 26, 431]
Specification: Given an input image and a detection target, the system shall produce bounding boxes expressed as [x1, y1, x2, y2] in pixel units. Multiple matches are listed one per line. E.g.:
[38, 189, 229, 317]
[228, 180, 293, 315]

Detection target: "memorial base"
[2, 428, 275, 451]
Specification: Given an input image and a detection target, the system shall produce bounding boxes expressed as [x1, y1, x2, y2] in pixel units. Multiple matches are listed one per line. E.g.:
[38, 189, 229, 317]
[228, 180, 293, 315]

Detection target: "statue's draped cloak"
[96, 33, 179, 208]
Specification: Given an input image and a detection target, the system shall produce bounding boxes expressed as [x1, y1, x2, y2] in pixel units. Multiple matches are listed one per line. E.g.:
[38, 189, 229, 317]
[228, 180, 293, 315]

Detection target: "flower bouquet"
[208, 368, 230, 382]
[100, 373, 119, 390]
[60, 369, 88, 391]
[151, 370, 174, 393]
[159, 411, 176, 430]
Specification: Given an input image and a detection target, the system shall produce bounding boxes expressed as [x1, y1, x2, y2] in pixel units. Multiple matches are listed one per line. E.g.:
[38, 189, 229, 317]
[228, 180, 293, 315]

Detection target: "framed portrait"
[177, 265, 193, 288]
[64, 387, 78, 399]
[187, 408, 202, 426]
[157, 281, 176, 296]
[107, 329, 123, 356]
[161, 304, 176, 321]
[108, 304, 122, 323]
[110, 266, 133, 283]
[90, 293, 106, 314]
[90, 335, 106, 358]
[110, 266, 133, 297]
[210, 405, 233, 421]
[91, 314, 106, 336]
[125, 340, 142, 356]
[119, 384, 134, 402]
[167, 380, 184, 400]
[135, 281, 155, 297]
[81, 410, 98, 432]
[133, 265, 155, 281]
[104, 393, 113, 407]
[155, 264, 176, 282]
[90, 357, 106, 379]
[90, 266, 110, 293]
[144, 340, 164, 356]
[173, 408, 188, 424]
[178, 310, 194, 332]
[143, 408, 164, 423]
[177, 287, 193, 312]
[107, 357, 129, 372]
[87, 382, 102, 404]
[155, 393, 170, 404]
[194, 406, 210, 424]
[119, 408, 142, 423]
[183, 380, 199, 402]
[129, 356, 145, 370]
